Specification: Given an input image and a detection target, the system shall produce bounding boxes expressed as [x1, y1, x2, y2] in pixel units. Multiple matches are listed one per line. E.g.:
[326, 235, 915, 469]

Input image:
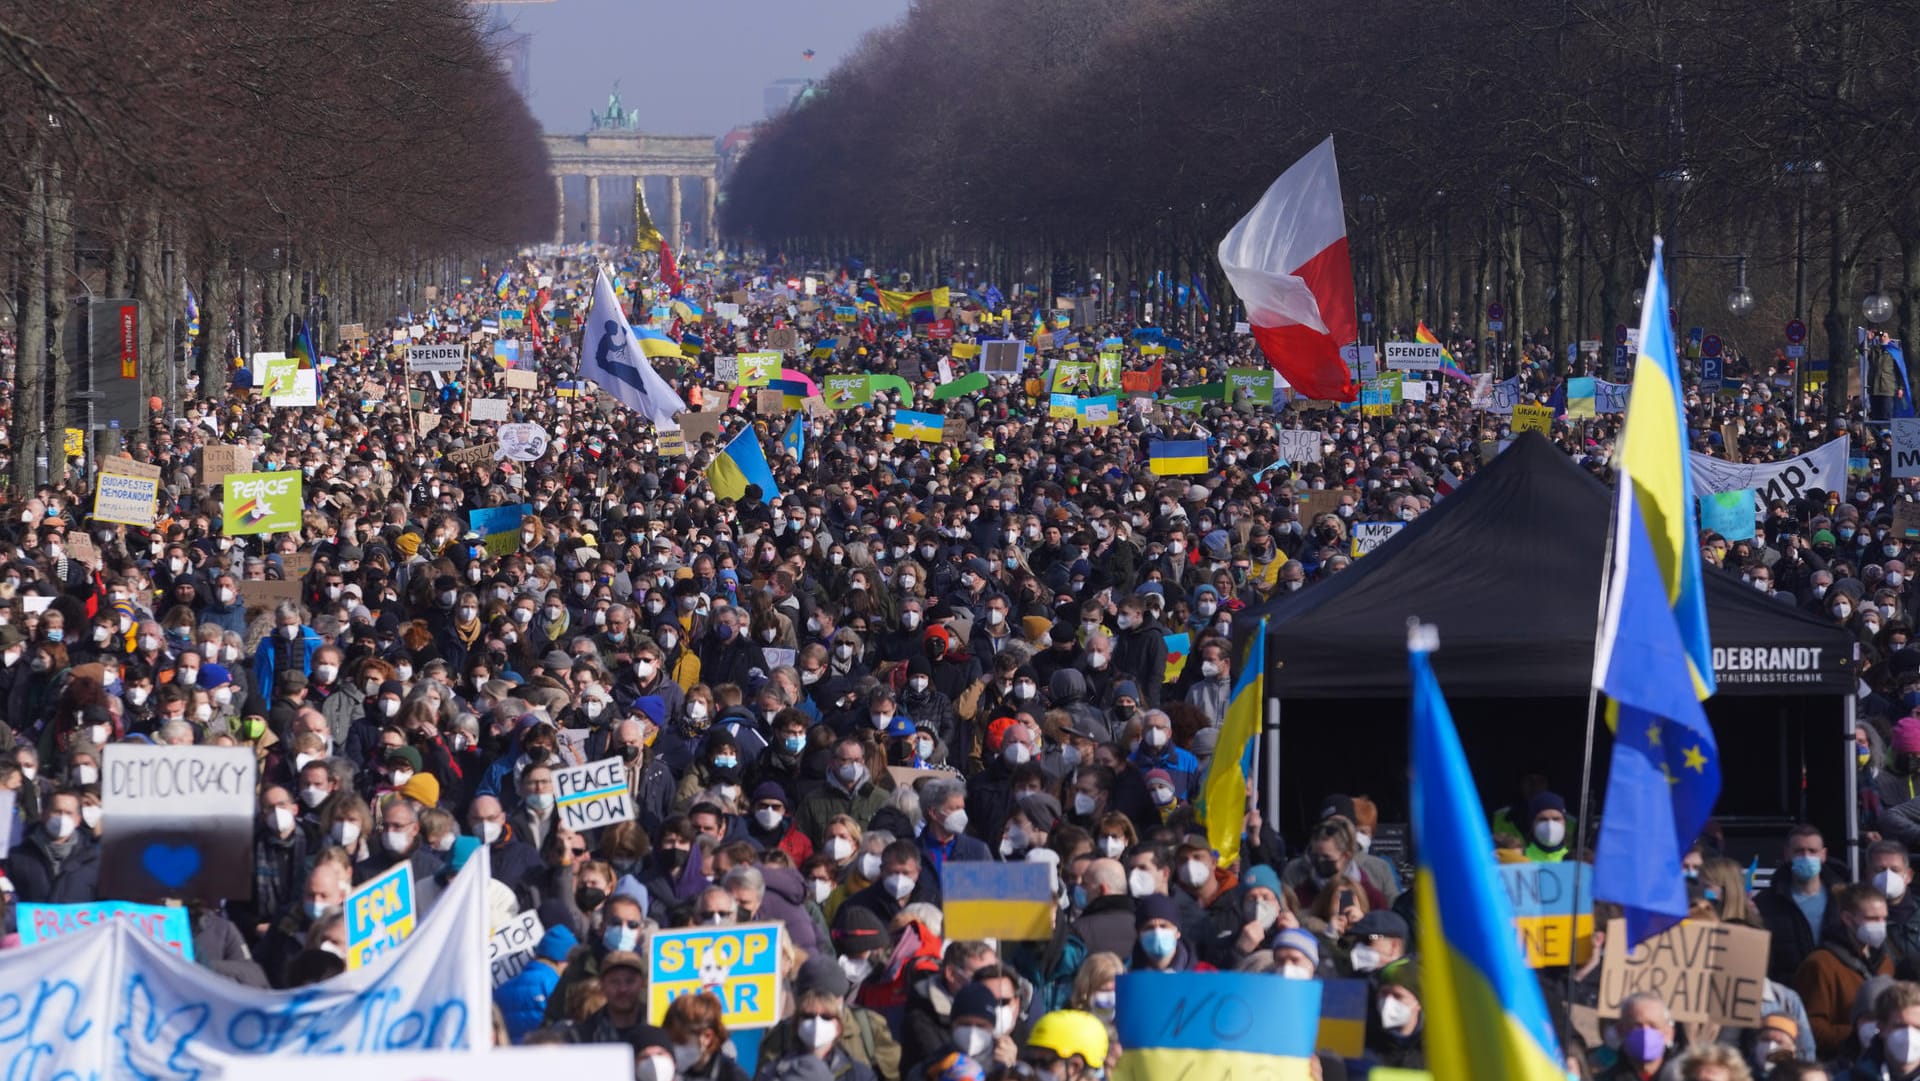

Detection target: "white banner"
[1894, 420, 1920, 478]
[0, 852, 490, 1076]
[1688, 437, 1849, 505]
[407, 344, 467, 373]
[1272, 429, 1323, 464]
[1472, 375, 1522, 415]
[1383, 341, 1444, 371]
[494, 423, 551, 462]
[224, 1045, 632, 1081]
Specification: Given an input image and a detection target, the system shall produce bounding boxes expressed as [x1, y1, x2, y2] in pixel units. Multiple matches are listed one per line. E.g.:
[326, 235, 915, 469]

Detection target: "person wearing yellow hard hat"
[1020, 1010, 1108, 1081]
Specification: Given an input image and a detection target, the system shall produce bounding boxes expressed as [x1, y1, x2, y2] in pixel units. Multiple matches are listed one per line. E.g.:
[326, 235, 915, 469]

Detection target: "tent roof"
[1239, 432, 1853, 698]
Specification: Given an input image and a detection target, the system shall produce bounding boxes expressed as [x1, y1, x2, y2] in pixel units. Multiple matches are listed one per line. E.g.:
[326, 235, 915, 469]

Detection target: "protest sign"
[942, 417, 969, 444]
[62, 428, 83, 459]
[1598, 918, 1769, 1027]
[738, 352, 783, 387]
[502, 368, 539, 390]
[678, 411, 723, 443]
[942, 861, 1055, 940]
[1894, 419, 1920, 478]
[1273, 429, 1324, 464]
[92, 471, 159, 528]
[648, 922, 785, 1029]
[243, 577, 303, 610]
[260, 355, 299, 395]
[658, 429, 687, 457]
[1115, 971, 1321, 1078]
[339, 322, 366, 341]
[768, 327, 799, 355]
[470, 397, 509, 422]
[271, 369, 319, 407]
[198, 443, 254, 483]
[63, 536, 100, 571]
[222, 471, 303, 535]
[981, 340, 1023, 377]
[1299, 490, 1344, 524]
[1349, 521, 1405, 558]
[1689, 437, 1848, 504]
[712, 356, 739, 384]
[1698, 490, 1757, 543]
[0, 857, 491, 1074]
[824, 374, 872, 409]
[755, 388, 787, 414]
[101, 744, 257, 901]
[553, 758, 636, 831]
[407, 343, 467, 373]
[488, 910, 544, 988]
[18, 901, 196, 960]
[284, 551, 313, 576]
[1315, 978, 1369, 1058]
[468, 504, 530, 556]
[346, 861, 418, 970]
[1497, 861, 1594, 967]
[1897, 502, 1920, 543]
[1384, 341, 1444, 371]
[1225, 367, 1275, 405]
[446, 442, 498, 466]
[1511, 403, 1554, 435]
[496, 422, 551, 461]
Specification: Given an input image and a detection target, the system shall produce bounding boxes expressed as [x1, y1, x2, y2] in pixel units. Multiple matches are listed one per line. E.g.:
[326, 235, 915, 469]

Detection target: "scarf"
[453, 616, 482, 647]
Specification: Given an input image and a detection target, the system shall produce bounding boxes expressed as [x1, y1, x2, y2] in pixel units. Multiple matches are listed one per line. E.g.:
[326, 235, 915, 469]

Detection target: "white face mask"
[952, 1025, 993, 1059]
[857, 852, 883, 881]
[1281, 961, 1315, 980]
[826, 836, 855, 861]
[1349, 943, 1384, 972]
[1379, 995, 1415, 1031]
[1099, 835, 1126, 859]
[1876, 868, 1909, 901]
[1533, 819, 1566, 849]
[797, 1017, 839, 1051]
[1890, 1026, 1920, 1069]
[1128, 867, 1159, 897]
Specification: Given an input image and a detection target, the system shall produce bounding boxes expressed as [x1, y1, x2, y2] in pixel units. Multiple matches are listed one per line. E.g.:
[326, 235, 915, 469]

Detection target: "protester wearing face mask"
[253, 601, 322, 692]
[1523, 791, 1572, 862]
[1608, 993, 1681, 1081]
[917, 778, 991, 873]
[797, 737, 889, 849]
[906, 978, 1003, 1077]
[1794, 883, 1894, 1058]
[1123, 710, 1197, 813]
[844, 840, 931, 923]
[1131, 894, 1209, 972]
[254, 860, 351, 988]
[1756, 825, 1848, 985]
[1065, 858, 1138, 960]
[10, 791, 98, 902]
[760, 986, 881, 1081]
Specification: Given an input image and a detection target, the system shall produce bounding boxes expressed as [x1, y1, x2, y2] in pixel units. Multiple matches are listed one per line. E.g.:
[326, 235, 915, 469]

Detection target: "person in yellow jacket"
[1522, 791, 1572, 862]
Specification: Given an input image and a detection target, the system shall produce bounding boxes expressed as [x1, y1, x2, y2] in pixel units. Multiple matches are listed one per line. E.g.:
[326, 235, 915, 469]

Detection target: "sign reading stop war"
[101, 745, 258, 902]
[1598, 918, 1770, 1027]
[552, 757, 635, 831]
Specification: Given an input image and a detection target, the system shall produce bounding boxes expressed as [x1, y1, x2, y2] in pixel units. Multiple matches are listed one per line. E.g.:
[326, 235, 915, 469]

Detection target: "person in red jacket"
[1794, 882, 1894, 1058]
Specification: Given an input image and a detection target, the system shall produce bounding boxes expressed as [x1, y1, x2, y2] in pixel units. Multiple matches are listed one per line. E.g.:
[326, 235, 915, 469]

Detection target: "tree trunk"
[45, 163, 73, 474]
[14, 153, 46, 497]
[138, 204, 166, 417]
[1824, 196, 1854, 424]
[1553, 194, 1574, 376]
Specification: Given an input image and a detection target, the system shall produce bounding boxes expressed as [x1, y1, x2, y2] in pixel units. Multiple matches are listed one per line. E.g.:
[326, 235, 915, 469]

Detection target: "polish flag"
[1218, 137, 1360, 402]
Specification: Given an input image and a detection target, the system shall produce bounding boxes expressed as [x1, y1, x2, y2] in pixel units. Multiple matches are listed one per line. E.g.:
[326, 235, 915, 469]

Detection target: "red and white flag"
[1218, 137, 1359, 402]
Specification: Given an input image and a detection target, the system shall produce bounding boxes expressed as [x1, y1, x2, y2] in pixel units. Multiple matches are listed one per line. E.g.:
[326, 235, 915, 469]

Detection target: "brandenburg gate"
[545, 90, 719, 248]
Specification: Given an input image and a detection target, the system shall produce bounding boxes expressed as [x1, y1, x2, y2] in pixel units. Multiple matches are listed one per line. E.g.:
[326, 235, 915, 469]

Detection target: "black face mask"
[574, 886, 608, 912]
[657, 847, 689, 873]
[525, 745, 552, 765]
[618, 744, 640, 762]
[1310, 856, 1341, 879]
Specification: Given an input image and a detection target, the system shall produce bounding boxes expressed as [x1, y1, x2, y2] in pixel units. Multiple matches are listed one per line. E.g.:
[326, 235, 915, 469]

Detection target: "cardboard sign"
[241, 577, 303, 611]
[754, 388, 787, 414]
[553, 758, 636, 831]
[283, 551, 313, 576]
[222, 471, 302, 535]
[1895, 501, 1920, 542]
[658, 429, 687, 457]
[941, 861, 1055, 941]
[416, 410, 441, 436]
[1719, 422, 1741, 462]
[345, 861, 417, 970]
[712, 356, 739, 385]
[407, 343, 467, 373]
[447, 442, 501, 467]
[942, 417, 969, 444]
[1597, 918, 1769, 1027]
[501, 368, 539, 391]
[648, 922, 785, 1029]
[1273, 429, 1324, 464]
[18, 901, 195, 961]
[92, 472, 160, 528]
[1511, 403, 1554, 435]
[677, 411, 723, 443]
[1349, 521, 1405, 558]
[471, 398, 510, 423]
[1298, 490, 1344, 523]
[102, 454, 163, 480]
[339, 323, 366, 341]
[63, 535, 101, 571]
[768, 327, 799, 355]
[1498, 861, 1594, 967]
[100, 744, 257, 902]
[488, 910, 544, 988]
[198, 444, 255, 483]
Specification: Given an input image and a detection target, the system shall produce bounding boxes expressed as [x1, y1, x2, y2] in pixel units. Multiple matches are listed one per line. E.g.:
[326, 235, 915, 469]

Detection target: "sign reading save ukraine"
[221, 471, 303, 535]
[648, 921, 786, 1029]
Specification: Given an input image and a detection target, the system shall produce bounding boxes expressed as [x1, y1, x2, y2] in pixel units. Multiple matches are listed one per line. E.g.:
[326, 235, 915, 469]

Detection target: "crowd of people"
[0, 245, 1917, 1081]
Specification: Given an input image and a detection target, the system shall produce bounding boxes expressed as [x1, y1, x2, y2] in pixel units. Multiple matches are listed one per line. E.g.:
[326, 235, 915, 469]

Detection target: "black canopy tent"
[1235, 433, 1859, 865]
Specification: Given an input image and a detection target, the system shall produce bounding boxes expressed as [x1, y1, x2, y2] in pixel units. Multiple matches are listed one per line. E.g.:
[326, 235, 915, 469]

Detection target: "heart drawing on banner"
[141, 844, 202, 889]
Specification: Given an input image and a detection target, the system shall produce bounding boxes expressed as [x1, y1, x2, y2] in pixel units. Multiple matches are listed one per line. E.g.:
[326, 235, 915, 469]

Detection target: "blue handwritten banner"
[1115, 971, 1321, 1058]
[18, 902, 195, 960]
[1699, 489, 1756, 543]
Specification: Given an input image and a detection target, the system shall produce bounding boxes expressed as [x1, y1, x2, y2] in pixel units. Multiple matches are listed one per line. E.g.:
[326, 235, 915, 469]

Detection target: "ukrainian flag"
[632, 326, 684, 360]
[893, 409, 945, 443]
[1616, 238, 1714, 701]
[1149, 439, 1209, 476]
[1410, 624, 1567, 1081]
[671, 299, 704, 323]
[810, 336, 843, 361]
[1593, 239, 1721, 944]
[706, 427, 781, 501]
[1195, 619, 1263, 867]
[769, 378, 808, 410]
[679, 329, 706, 357]
[1114, 971, 1320, 1081]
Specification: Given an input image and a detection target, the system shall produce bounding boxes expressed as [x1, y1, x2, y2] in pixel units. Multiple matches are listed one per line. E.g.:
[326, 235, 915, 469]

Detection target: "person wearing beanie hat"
[494, 923, 579, 1040]
[1523, 791, 1570, 862]
[899, 655, 957, 759]
[398, 771, 441, 809]
[1224, 862, 1294, 969]
[1274, 928, 1321, 978]
[1369, 958, 1425, 1069]
[1132, 893, 1206, 972]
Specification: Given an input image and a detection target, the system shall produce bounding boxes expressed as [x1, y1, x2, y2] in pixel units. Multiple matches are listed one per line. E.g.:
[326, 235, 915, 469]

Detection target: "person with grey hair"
[156, 718, 196, 746]
[251, 599, 322, 692]
[916, 776, 989, 878]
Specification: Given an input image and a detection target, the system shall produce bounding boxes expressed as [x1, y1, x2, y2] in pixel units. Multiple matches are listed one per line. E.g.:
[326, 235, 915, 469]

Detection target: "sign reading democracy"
[101, 744, 257, 901]
[222, 471, 303, 535]
[648, 922, 785, 1029]
[346, 861, 417, 970]
[17, 901, 196, 961]
[553, 758, 636, 831]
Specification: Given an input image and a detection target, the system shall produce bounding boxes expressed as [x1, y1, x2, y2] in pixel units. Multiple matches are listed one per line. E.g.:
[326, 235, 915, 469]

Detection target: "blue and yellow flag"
[1410, 626, 1566, 1081]
[1149, 439, 1209, 476]
[493, 270, 511, 299]
[1114, 971, 1320, 1081]
[1616, 239, 1715, 700]
[1196, 618, 1263, 867]
[631, 325, 685, 360]
[780, 413, 805, 459]
[893, 409, 945, 443]
[707, 427, 781, 501]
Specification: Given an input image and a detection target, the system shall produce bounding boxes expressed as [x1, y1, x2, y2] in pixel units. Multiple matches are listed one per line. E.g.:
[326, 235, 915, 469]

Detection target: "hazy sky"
[488, 0, 913, 136]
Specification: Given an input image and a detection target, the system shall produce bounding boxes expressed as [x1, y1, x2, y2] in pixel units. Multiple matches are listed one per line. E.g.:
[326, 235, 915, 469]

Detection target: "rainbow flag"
[1410, 624, 1566, 1081]
[493, 270, 511, 299]
[877, 287, 949, 324]
[1417, 320, 1472, 382]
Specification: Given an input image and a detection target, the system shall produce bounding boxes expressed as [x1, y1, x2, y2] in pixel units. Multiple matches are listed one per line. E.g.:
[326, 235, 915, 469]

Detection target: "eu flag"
[1593, 239, 1721, 944]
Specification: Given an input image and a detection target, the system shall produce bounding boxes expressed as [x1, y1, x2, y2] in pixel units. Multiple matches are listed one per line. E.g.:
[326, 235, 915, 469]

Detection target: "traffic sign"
[1487, 302, 1505, 322]
[1785, 344, 1807, 358]
[1785, 319, 1807, 344]
[1488, 320, 1505, 332]
[1701, 355, 1724, 390]
[1615, 323, 1630, 345]
[1702, 334, 1722, 357]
